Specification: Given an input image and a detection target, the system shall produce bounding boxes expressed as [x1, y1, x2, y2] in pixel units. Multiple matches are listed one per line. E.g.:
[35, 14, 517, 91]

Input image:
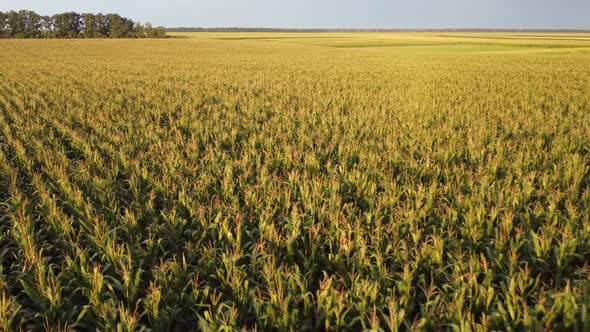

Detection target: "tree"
[154, 27, 166, 38]
[106, 13, 133, 38]
[96, 13, 109, 37]
[81, 13, 99, 38]
[0, 12, 8, 38]
[40, 16, 54, 37]
[144, 22, 167, 38]
[6, 11, 24, 38]
[20, 10, 42, 38]
[133, 22, 146, 38]
[53, 12, 81, 38]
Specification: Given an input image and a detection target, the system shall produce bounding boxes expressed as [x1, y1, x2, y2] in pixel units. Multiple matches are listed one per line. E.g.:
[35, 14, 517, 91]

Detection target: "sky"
[0, 0, 589, 30]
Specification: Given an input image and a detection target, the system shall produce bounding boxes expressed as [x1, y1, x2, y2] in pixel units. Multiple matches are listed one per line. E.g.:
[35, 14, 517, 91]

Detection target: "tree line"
[0, 10, 166, 38]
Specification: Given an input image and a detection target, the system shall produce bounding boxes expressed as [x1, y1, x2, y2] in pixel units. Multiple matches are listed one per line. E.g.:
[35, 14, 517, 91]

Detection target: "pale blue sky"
[0, 0, 588, 29]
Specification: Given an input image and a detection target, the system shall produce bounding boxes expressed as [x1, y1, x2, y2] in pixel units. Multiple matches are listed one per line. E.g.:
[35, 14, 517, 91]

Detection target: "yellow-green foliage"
[0, 33, 590, 331]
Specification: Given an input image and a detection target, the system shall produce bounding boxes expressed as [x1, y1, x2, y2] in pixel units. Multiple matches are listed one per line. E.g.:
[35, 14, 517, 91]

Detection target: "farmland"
[1, 32, 590, 330]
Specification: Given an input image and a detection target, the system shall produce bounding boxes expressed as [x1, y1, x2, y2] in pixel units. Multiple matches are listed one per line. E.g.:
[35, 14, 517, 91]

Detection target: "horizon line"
[165, 27, 590, 33]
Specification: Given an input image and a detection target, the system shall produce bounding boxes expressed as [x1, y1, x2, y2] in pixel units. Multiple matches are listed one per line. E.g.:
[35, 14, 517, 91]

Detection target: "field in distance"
[172, 31, 590, 52]
[0, 33, 589, 331]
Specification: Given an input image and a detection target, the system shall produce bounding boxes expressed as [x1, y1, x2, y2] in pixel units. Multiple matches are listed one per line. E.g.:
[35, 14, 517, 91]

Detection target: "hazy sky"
[1, 0, 589, 29]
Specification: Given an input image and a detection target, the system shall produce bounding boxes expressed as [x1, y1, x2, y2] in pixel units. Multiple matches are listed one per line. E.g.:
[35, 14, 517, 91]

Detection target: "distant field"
[172, 31, 590, 52]
[1, 33, 590, 331]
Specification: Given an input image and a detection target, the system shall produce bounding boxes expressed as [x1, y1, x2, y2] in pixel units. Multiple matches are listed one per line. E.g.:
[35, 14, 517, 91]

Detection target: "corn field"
[1, 33, 590, 331]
